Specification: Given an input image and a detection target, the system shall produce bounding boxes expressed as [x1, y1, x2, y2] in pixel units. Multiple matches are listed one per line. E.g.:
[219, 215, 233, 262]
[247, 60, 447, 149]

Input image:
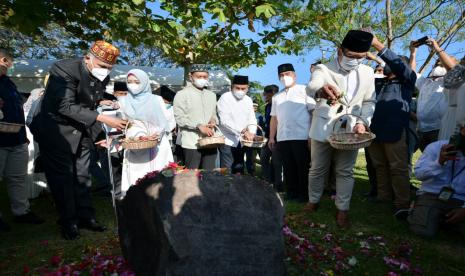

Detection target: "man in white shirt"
[306, 30, 376, 228]
[410, 44, 448, 151]
[218, 75, 257, 174]
[268, 63, 315, 202]
[409, 125, 465, 238]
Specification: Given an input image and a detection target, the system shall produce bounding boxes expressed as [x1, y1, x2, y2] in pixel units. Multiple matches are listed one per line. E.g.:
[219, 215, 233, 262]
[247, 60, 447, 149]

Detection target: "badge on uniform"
[438, 186, 454, 202]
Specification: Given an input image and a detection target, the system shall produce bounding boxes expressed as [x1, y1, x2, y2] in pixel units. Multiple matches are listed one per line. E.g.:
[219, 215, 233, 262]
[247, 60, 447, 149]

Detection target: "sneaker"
[0, 217, 11, 232]
[13, 211, 45, 224]
[394, 208, 410, 220]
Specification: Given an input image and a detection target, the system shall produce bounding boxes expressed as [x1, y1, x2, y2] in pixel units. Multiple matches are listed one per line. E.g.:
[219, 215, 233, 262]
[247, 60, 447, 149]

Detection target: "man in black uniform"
[32, 41, 127, 240]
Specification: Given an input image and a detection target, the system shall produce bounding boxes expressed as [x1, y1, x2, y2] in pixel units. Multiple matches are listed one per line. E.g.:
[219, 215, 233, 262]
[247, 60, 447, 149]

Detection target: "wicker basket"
[122, 120, 159, 150]
[328, 114, 376, 150]
[240, 124, 268, 148]
[198, 125, 225, 148]
[0, 122, 23, 133]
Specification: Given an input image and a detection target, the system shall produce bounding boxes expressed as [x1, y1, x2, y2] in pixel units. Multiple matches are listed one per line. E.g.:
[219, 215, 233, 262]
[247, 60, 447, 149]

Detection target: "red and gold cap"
[89, 41, 120, 65]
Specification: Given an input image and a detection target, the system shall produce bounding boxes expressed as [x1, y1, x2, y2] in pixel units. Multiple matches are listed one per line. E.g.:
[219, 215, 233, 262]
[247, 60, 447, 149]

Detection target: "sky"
[148, 2, 465, 91]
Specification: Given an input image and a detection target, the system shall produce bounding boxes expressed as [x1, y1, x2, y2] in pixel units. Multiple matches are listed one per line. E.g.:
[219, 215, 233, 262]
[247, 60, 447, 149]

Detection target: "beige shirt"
[173, 82, 218, 149]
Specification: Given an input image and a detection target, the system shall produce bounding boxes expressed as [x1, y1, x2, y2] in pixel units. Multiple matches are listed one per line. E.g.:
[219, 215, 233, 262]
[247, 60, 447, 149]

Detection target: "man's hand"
[371, 34, 384, 52]
[268, 137, 276, 150]
[95, 139, 110, 148]
[318, 84, 340, 100]
[352, 123, 367, 134]
[426, 38, 441, 52]
[438, 144, 458, 165]
[198, 125, 214, 137]
[97, 114, 127, 130]
[409, 41, 417, 54]
[243, 131, 255, 141]
[445, 208, 465, 224]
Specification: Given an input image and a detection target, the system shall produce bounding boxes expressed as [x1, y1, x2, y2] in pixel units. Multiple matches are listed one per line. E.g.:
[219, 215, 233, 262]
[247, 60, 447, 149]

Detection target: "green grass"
[0, 151, 463, 275]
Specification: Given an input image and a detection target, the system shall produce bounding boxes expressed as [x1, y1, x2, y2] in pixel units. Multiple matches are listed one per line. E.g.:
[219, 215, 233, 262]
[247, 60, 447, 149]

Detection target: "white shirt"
[415, 74, 448, 132]
[270, 84, 315, 142]
[217, 91, 257, 147]
[336, 59, 359, 102]
[156, 97, 176, 141]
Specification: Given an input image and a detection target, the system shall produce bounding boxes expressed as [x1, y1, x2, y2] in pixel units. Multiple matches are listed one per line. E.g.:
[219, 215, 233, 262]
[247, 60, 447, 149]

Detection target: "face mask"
[430, 66, 446, 78]
[193, 78, 208, 88]
[233, 90, 246, 99]
[280, 76, 294, 88]
[90, 58, 110, 81]
[166, 103, 172, 109]
[340, 55, 363, 72]
[374, 73, 385, 79]
[127, 83, 142, 94]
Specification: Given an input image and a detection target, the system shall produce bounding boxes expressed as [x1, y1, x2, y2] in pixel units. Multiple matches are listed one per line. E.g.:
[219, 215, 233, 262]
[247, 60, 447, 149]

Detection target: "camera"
[412, 36, 430, 47]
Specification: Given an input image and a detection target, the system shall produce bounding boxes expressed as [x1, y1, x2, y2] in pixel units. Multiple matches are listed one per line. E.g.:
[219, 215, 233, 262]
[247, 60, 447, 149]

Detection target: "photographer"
[409, 37, 451, 151]
[408, 124, 465, 238]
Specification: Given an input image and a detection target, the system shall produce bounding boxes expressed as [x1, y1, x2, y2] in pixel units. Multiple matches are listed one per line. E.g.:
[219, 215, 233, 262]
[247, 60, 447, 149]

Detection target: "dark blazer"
[370, 48, 416, 142]
[33, 58, 108, 153]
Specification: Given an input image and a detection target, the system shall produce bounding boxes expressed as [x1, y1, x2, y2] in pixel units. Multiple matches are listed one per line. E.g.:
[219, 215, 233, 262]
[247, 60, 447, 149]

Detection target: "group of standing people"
[1, 28, 465, 240]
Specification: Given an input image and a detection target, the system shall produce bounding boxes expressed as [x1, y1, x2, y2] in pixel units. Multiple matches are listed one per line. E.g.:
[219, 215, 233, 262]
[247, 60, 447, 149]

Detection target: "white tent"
[10, 59, 231, 95]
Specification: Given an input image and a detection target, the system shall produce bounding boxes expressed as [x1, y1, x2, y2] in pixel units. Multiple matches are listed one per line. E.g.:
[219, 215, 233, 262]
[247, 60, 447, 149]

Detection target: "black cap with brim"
[278, 63, 295, 74]
[113, 81, 127, 91]
[232, 75, 249, 85]
[341, 30, 374, 53]
[264, 85, 278, 94]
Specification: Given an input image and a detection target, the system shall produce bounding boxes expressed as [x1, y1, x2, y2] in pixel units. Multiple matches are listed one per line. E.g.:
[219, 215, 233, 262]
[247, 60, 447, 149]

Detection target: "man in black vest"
[32, 41, 127, 240]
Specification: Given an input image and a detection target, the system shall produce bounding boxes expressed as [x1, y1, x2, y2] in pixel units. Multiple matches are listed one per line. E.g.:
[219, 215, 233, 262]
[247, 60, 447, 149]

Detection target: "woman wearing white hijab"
[119, 69, 173, 195]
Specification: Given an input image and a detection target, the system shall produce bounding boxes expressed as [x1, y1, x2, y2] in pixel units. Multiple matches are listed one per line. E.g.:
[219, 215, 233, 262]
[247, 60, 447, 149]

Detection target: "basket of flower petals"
[328, 114, 376, 150]
[198, 125, 225, 149]
[122, 121, 159, 150]
[240, 124, 267, 148]
[122, 135, 159, 150]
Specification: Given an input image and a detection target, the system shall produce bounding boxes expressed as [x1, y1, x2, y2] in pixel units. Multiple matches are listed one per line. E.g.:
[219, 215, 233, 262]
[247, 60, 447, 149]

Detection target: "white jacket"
[306, 60, 376, 142]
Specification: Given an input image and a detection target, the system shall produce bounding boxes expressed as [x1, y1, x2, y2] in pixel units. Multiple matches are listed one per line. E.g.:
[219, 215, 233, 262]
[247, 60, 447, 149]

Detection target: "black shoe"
[394, 208, 410, 220]
[13, 211, 45, 224]
[62, 223, 80, 240]
[78, 219, 107, 232]
[0, 217, 11, 232]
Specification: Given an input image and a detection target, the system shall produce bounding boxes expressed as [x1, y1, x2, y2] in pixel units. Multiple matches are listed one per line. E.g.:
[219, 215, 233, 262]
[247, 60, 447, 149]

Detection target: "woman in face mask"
[118, 69, 173, 197]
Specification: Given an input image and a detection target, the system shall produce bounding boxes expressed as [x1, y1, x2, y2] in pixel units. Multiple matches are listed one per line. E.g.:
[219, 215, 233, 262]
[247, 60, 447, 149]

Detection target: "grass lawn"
[0, 151, 464, 275]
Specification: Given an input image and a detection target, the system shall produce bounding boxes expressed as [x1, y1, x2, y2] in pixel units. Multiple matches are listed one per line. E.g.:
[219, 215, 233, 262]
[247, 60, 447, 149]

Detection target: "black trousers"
[219, 144, 250, 174]
[40, 137, 95, 225]
[277, 140, 309, 201]
[183, 147, 217, 170]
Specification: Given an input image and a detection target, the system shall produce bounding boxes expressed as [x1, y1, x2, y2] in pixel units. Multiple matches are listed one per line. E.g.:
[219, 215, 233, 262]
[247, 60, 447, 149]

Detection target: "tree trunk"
[386, 0, 393, 48]
[183, 63, 192, 86]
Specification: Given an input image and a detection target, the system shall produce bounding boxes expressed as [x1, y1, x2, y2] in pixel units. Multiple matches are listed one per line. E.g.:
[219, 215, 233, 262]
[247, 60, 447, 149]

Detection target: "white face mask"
[280, 76, 294, 88]
[127, 83, 142, 94]
[193, 78, 208, 88]
[374, 73, 386, 79]
[233, 90, 246, 99]
[90, 58, 110, 81]
[430, 66, 446, 78]
[340, 55, 363, 72]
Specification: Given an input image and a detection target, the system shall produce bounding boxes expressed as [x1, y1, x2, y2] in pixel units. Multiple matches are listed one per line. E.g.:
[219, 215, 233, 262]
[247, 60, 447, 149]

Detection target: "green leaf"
[132, 0, 144, 6]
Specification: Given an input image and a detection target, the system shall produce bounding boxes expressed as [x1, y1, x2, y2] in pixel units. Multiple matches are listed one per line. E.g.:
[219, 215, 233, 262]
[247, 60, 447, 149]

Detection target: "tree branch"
[392, 0, 448, 41]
